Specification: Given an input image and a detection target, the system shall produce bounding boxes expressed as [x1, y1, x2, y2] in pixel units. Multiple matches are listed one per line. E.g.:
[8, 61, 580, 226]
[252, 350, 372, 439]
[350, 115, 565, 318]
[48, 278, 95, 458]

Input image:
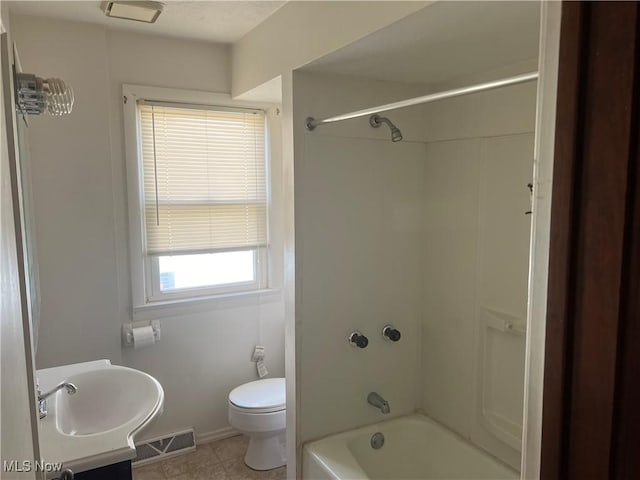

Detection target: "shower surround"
[293, 69, 535, 472]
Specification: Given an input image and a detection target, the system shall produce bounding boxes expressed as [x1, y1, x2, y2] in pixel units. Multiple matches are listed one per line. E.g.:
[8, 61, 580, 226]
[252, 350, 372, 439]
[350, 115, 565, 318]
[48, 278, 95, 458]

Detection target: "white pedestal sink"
[36, 360, 164, 478]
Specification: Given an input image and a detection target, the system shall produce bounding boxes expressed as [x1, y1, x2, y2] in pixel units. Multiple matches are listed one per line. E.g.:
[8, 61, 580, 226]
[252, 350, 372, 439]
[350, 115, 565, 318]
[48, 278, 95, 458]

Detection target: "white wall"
[0, 8, 38, 476]
[232, 1, 428, 97]
[10, 14, 285, 442]
[419, 83, 536, 469]
[292, 72, 429, 446]
[12, 14, 122, 367]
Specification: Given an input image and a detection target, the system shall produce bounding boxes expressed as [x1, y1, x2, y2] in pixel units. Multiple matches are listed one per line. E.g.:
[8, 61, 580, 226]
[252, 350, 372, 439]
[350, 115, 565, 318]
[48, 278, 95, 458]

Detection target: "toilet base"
[244, 431, 286, 471]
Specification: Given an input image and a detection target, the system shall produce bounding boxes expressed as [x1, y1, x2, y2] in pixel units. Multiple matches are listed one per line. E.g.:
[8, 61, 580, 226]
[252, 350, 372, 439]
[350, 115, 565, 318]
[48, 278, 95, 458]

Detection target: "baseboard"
[196, 426, 240, 445]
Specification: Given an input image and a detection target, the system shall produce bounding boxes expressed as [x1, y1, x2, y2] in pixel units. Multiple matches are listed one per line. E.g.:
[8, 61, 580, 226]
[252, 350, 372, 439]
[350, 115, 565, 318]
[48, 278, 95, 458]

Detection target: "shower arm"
[305, 71, 538, 131]
[369, 114, 393, 129]
[369, 114, 403, 142]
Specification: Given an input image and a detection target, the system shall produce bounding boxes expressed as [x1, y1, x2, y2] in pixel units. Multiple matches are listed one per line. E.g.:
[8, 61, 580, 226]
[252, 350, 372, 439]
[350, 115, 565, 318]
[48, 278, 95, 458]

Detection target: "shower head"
[390, 126, 403, 143]
[369, 114, 403, 142]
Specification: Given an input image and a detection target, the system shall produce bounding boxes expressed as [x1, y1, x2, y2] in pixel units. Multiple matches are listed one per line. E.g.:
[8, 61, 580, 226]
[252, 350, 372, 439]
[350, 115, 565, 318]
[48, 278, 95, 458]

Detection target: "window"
[125, 87, 268, 306]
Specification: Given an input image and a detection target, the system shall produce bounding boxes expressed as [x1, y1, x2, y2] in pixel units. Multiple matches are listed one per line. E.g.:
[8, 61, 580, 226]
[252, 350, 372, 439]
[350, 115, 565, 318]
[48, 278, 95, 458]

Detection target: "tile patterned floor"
[133, 435, 286, 480]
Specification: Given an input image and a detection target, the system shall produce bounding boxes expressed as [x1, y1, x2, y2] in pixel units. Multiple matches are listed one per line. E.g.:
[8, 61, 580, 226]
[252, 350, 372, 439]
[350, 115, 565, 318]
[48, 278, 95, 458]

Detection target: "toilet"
[228, 377, 286, 470]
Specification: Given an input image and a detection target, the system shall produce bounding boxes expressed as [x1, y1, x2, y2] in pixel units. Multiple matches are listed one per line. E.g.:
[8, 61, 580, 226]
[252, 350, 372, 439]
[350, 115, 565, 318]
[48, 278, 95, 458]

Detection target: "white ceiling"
[303, 1, 540, 87]
[7, 1, 287, 44]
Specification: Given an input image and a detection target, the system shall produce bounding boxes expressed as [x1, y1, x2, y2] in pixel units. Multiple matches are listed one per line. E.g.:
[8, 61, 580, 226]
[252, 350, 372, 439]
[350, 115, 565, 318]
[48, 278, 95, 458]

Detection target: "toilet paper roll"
[132, 325, 156, 349]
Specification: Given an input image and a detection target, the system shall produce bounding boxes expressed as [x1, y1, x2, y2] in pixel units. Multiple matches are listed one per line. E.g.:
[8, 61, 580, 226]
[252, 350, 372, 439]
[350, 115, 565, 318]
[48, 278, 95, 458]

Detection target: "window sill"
[132, 288, 282, 321]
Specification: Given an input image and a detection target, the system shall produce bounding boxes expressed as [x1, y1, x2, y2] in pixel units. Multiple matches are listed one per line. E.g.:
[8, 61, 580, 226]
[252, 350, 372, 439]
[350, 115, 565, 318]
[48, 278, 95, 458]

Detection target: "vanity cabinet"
[56, 461, 132, 480]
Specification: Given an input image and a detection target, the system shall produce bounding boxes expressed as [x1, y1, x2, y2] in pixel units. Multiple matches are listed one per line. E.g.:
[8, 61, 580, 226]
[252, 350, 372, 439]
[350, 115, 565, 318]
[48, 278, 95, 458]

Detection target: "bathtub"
[303, 414, 518, 480]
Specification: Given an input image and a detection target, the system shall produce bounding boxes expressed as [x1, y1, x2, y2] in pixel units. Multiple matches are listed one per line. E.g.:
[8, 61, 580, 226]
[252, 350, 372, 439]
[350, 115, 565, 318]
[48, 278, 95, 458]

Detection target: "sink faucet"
[367, 392, 390, 414]
[37, 382, 77, 419]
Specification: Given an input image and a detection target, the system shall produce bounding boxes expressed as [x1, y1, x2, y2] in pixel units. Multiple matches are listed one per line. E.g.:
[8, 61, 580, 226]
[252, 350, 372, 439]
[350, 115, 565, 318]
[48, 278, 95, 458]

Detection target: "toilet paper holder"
[122, 320, 161, 347]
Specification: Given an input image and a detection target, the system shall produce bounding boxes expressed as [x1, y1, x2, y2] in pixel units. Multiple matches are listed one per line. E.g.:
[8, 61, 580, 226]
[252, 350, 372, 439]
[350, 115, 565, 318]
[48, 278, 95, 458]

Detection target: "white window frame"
[144, 249, 268, 303]
[123, 85, 273, 311]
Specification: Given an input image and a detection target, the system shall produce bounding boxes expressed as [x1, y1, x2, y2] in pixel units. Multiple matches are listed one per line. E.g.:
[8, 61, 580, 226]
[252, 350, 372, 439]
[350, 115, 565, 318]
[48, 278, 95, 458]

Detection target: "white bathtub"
[303, 414, 518, 480]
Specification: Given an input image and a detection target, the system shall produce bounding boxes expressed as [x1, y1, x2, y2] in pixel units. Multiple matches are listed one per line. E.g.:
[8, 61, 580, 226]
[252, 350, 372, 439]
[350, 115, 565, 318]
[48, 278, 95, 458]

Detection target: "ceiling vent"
[101, 1, 164, 23]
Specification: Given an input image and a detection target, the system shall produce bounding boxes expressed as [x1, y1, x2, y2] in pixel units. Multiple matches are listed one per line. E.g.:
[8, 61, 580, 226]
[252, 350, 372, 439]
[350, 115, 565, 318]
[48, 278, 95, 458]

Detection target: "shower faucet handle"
[348, 331, 369, 349]
[382, 325, 401, 342]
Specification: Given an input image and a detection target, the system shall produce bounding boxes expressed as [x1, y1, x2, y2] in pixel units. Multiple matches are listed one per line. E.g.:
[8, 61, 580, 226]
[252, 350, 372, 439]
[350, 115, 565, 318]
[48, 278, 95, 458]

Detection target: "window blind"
[138, 103, 267, 256]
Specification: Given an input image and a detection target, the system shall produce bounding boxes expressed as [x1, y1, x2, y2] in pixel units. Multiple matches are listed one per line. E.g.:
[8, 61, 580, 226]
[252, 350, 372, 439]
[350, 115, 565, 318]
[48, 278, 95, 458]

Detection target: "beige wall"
[10, 14, 285, 442]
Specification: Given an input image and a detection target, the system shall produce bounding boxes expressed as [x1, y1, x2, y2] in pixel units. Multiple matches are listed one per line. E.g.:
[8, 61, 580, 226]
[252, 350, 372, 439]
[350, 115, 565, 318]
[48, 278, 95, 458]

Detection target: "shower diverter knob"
[382, 325, 401, 342]
[348, 331, 369, 349]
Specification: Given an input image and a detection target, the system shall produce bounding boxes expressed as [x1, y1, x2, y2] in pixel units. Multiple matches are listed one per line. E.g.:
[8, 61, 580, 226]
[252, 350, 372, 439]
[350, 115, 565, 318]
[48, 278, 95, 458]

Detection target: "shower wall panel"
[420, 85, 536, 470]
[293, 72, 428, 444]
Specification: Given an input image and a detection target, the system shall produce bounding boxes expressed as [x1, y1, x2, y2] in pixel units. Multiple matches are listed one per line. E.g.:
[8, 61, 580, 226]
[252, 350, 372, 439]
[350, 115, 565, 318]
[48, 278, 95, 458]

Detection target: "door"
[541, 3, 640, 478]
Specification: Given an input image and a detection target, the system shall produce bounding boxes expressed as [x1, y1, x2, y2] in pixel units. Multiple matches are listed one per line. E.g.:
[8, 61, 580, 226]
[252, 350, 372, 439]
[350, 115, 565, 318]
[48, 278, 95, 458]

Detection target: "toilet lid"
[229, 378, 285, 410]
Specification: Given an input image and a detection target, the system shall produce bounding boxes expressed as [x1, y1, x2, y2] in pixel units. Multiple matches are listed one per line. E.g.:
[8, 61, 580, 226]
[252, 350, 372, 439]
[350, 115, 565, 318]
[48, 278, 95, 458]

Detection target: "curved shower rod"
[305, 71, 539, 131]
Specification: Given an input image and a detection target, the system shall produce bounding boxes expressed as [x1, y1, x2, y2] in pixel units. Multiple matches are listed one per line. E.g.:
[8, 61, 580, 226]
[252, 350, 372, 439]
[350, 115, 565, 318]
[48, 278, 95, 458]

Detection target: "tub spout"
[368, 392, 390, 414]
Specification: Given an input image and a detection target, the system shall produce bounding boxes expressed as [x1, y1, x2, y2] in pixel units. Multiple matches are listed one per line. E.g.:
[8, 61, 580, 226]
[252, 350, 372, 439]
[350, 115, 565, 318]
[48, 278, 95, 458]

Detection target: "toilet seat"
[229, 402, 285, 414]
[228, 378, 285, 412]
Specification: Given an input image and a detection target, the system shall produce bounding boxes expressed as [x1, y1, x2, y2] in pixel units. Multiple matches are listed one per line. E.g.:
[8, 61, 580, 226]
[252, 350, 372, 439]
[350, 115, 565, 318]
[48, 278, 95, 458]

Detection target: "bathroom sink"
[55, 367, 162, 436]
[37, 360, 164, 478]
